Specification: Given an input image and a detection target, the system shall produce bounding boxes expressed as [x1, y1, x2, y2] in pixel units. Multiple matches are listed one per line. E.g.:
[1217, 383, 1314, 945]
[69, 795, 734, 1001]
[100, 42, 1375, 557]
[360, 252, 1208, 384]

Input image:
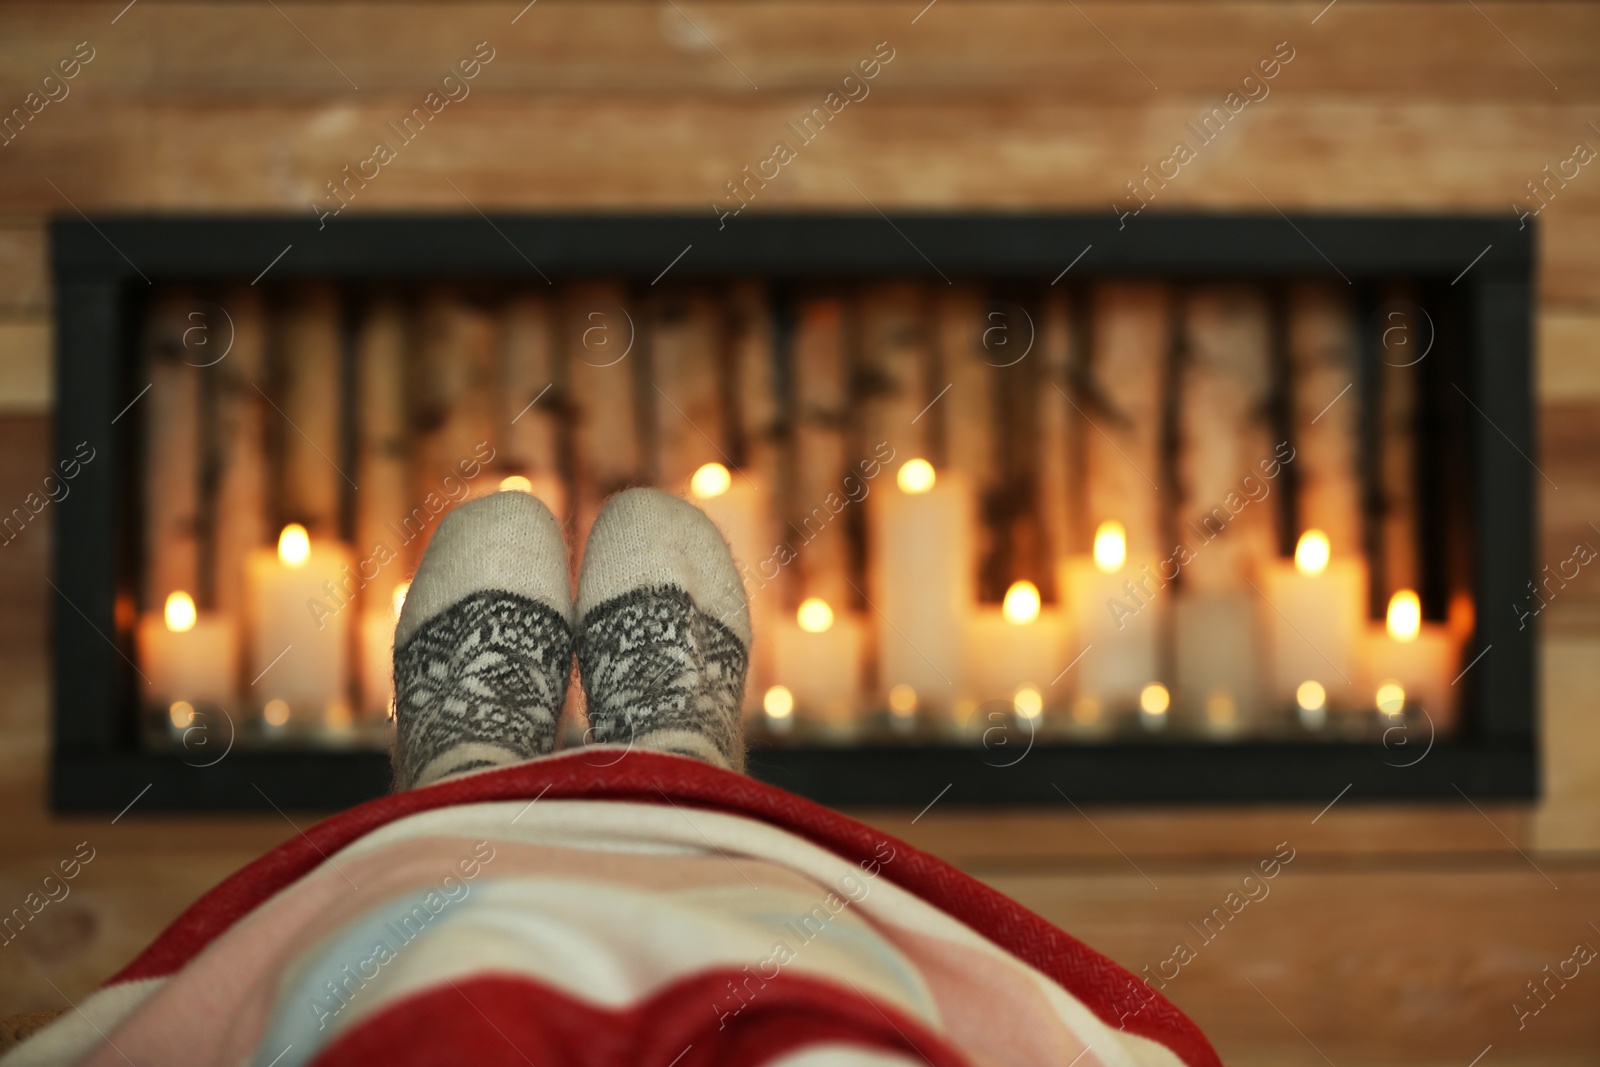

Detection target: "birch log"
[1288, 284, 1363, 560]
[408, 291, 499, 563]
[1179, 286, 1277, 593]
[277, 285, 344, 538]
[502, 294, 566, 519]
[354, 296, 409, 575]
[1377, 298, 1420, 598]
[653, 292, 725, 491]
[1084, 284, 1165, 559]
[212, 288, 268, 619]
[1036, 290, 1074, 600]
[143, 293, 203, 610]
[935, 286, 996, 595]
[792, 296, 850, 609]
[856, 283, 929, 468]
[729, 282, 782, 714]
[565, 281, 640, 548]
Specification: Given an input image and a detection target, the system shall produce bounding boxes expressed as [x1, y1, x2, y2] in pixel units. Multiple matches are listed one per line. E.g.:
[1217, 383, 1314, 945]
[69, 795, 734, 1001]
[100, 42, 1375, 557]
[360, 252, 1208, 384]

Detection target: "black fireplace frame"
[50, 212, 1536, 812]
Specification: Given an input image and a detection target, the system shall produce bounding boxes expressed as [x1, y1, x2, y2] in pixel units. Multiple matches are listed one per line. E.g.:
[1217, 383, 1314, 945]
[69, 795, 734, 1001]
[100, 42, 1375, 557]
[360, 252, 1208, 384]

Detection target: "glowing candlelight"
[1261, 530, 1365, 715]
[1386, 589, 1421, 643]
[164, 591, 197, 633]
[1093, 520, 1126, 574]
[1375, 680, 1406, 716]
[797, 597, 834, 633]
[278, 523, 310, 567]
[896, 458, 935, 494]
[137, 589, 237, 711]
[499, 474, 533, 493]
[690, 462, 732, 500]
[248, 524, 354, 728]
[763, 685, 794, 720]
[1013, 685, 1043, 720]
[1002, 581, 1041, 625]
[1294, 529, 1331, 577]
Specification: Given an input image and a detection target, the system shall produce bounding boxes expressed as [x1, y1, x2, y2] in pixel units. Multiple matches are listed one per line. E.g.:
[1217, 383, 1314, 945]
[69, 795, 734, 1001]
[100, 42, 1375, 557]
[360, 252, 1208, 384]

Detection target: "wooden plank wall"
[1, 3, 1598, 1063]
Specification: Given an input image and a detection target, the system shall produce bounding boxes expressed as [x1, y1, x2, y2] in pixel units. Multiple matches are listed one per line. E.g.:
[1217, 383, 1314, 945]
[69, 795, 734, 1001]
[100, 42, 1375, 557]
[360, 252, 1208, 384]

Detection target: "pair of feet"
[391, 488, 752, 790]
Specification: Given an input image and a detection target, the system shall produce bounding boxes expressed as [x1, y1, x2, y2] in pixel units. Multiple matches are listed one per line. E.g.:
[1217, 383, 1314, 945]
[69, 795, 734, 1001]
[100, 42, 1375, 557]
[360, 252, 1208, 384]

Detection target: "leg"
[391, 491, 574, 790]
[576, 488, 752, 772]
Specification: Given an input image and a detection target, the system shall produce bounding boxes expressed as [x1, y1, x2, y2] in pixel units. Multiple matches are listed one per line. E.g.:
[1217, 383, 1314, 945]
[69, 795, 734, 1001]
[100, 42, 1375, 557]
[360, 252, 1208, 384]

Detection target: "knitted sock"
[576, 488, 752, 772]
[392, 491, 575, 790]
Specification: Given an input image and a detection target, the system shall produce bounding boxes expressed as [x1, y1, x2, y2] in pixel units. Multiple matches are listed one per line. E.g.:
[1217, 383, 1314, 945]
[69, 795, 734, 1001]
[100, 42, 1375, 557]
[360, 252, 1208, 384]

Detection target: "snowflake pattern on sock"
[577, 585, 748, 771]
[393, 590, 573, 789]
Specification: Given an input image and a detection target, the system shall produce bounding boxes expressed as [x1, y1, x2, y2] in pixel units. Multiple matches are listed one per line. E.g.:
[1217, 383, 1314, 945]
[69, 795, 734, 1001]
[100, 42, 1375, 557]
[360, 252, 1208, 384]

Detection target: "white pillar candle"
[1363, 589, 1459, 728]
[1057, 521, 1161, 718]
[246, 524, 354, 727]
[136, 591, 238, 709]
[1175, 592, 1261, 735]
[359, 580, 408, 721]
[688, 463, 774, 716]
[872, 459, 973, 722]
[1260, 529, 1366, 711]
[771, 598, 864, 736]
[962, 582, 1067, 710]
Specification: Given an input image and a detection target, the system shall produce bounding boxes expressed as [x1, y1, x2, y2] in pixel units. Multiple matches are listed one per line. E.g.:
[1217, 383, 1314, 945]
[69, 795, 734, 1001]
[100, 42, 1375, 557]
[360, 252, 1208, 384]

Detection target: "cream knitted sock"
[391, 491, 575, 790]
[576, 488, 752, 772]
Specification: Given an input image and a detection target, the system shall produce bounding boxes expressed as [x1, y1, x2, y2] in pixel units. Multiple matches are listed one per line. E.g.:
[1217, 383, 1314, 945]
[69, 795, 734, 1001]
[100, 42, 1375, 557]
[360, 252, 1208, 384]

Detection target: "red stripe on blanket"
[309, 970, 974, 1067]
[107, 750, 1220, 1067]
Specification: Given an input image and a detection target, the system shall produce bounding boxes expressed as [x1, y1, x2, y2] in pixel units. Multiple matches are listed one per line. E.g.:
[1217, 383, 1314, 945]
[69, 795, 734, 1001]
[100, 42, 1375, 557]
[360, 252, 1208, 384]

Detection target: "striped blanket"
[4, 751, 1218, 1067]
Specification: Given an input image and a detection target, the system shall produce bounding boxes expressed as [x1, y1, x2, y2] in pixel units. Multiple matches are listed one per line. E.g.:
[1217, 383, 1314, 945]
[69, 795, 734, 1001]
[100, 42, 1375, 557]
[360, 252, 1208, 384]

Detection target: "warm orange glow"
[168, 700, 194, 729]
[797, 597, 834, 633]
[887, 684, 917, 716]
[1002, 581, 1041, 625]
[263, 699, 290, 726]
[1376, 681, 1406, 716]
[1093, 521, 1126, 574]
[164, 590, 197, 633]
[896, 458, 936, 494]
[1013, 685, 1043, 719]
[1139, 682, 1170, 715]
[1386, 589, 1422, 642]
[392, 580, 411, 618]
[1294, 529, 1331, 577]
[1296, 680, 1327, 712]
[499, 475, 533, 493]
[690, 462, 732, 500]
[1206, 692, 1237, 725]
[1072, 696, 1101, 725]
[278, 524, 311, 568]
[763, 685, 794, 718]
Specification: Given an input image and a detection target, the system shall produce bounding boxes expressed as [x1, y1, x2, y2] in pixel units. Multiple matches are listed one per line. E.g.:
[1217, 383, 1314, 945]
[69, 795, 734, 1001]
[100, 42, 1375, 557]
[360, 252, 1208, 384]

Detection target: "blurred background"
[3, 3, 1599, 1064]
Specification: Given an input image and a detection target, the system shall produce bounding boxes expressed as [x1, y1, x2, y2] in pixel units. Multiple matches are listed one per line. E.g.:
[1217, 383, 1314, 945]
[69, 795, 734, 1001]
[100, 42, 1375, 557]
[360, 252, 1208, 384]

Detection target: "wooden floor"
[3, 414, 1599, 1065]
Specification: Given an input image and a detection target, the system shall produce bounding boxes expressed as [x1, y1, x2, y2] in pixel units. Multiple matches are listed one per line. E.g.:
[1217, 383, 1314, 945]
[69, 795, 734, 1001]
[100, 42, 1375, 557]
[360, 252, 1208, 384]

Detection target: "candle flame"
[1296, 680, 1327, 712]
[168, 700, 194, 728]
[763, 685, 794, 719]
[1139, 682, 1170, 715]
[1002, 581, 1041, 625]
[1386, 589, 1421, 642]
[278, 524, 311, 568]
[164, 590, 197, 633]
[499, 475, 533, 493]
[1294, 529, 1331, 577]
[888, 684, 917, 716]
[1093, 521, 1126, 574]
[896, 458, 936, 495]
[797, 597, 834, 633]
[690, 462, 732, 500]
[1013, 685, 1043, 720]
[263, 699, 290, 727]
[392, 580, 411, 618]
[1375, 680, 1406, 716]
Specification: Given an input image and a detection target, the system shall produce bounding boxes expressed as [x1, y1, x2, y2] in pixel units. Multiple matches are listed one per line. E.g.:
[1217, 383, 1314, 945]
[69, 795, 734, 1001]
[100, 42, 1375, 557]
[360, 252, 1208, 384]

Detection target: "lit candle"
[771, 597, 865, 736]
[688, 462, 774, 715]
[1364, 589, 1459, 727]
[136, 590, 239, 709]
[761, 684, 795, 734]
[359, 580, 408, 719]
[246, 523, 354, 727]
[872, 459, 974, 724]
[962, 580, 1067, 716]
[1260, 529, 1366, 712]
[1057, 521, 1161, 717]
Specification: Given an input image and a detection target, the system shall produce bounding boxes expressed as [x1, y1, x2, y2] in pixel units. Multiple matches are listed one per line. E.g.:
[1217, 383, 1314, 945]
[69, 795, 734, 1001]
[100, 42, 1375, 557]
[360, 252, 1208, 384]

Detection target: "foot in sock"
[391, 491, 575, 790]
[576, 488, 752, 772]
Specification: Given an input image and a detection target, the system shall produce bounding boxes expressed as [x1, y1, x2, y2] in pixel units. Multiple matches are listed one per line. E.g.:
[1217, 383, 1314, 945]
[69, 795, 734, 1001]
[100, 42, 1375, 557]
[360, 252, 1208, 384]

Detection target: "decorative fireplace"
[49, 213, 1535, 811]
